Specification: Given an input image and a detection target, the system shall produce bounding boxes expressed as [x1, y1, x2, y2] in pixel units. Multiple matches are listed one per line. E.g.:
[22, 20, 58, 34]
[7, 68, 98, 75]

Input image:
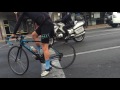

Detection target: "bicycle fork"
[15, 46, 22, 62]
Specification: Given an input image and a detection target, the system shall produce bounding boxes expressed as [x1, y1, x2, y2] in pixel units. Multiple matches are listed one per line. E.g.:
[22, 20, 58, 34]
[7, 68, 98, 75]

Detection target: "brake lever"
[5, 37, 13, 46]
[16, 37, 19, 42]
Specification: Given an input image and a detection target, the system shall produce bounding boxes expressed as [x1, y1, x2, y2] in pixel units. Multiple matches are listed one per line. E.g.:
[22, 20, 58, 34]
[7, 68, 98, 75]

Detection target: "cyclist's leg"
[63, 26, 69, 36]
[40, 20, 54, 76]
[31, 26, 42, 54]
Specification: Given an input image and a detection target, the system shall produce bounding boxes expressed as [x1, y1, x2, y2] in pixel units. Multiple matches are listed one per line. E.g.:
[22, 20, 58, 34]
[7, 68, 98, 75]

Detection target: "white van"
[105, 12, 120, 27]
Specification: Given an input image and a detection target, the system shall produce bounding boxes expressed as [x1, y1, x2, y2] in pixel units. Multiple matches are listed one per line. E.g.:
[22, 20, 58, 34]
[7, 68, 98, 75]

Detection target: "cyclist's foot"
[32, 55, 45, 63]
[41, 67, 52, 77]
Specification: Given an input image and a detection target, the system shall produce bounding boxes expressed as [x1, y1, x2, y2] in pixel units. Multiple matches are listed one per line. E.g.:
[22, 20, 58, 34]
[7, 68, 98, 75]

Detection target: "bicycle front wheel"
[50, 41, 76, 69]
[8, 46, 29, 75]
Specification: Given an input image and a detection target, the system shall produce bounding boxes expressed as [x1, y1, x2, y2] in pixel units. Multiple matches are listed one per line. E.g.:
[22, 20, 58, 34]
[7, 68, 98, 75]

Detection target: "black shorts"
[35, 19, 54, 43]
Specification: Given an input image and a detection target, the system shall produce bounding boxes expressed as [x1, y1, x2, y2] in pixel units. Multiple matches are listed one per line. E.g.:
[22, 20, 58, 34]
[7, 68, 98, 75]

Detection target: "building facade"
[51, 12, 106, 25]
[0, 12, 106, 40]
[0, 12, 35, 40]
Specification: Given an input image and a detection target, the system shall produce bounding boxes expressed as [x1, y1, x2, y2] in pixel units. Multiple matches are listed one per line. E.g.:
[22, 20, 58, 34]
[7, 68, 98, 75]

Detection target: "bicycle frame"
[19, 36, 61, 58]
[16, 35, 42, 61]
[7, 35, 63, 63]
[7, 35, 76, 72]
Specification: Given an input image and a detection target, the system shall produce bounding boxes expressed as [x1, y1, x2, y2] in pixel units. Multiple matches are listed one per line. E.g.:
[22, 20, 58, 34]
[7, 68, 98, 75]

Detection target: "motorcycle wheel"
[73, 34, 85, 42]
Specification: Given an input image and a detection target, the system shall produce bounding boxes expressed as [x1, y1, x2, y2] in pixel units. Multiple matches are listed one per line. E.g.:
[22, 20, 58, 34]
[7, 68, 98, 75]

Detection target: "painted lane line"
[64, 45, 120, 57]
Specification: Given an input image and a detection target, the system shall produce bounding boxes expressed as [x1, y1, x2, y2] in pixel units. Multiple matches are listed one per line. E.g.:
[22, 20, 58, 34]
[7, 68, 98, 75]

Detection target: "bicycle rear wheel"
[50, 41, 76, 69]
[8, 46, 29, 75]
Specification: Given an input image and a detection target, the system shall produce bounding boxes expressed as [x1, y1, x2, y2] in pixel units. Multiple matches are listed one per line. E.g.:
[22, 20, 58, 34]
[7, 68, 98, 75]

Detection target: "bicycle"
[6, 35, 76, 75]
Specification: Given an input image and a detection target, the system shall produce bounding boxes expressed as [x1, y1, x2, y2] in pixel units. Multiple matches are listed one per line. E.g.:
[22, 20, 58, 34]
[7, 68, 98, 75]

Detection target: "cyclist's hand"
[11, 34, 17, 38]
[11, 34, 19, 42]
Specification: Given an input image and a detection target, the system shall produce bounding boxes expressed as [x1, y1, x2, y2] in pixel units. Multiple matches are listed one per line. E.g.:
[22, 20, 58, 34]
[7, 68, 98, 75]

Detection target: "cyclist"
[11, 12, 54, 77]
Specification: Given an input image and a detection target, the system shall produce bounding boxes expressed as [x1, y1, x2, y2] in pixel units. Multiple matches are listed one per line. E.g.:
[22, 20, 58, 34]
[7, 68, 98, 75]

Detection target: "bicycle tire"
[8, 46, 29, 75]
[50, 41, 76, 69]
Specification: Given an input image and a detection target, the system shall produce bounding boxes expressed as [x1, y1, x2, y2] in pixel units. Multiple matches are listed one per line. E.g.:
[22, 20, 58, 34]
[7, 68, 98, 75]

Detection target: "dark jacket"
[61, 13, 73, 25]
[55, 12, 73, 25]
[13, 12, 50, 34]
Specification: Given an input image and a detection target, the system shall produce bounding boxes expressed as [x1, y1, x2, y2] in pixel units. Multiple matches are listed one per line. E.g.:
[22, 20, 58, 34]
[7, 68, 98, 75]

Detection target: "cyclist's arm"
[13, 13, 24, 34]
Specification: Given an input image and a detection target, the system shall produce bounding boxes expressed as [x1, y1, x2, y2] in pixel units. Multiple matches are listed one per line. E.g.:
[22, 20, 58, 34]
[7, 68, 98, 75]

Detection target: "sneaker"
[41, 67, 52, 77]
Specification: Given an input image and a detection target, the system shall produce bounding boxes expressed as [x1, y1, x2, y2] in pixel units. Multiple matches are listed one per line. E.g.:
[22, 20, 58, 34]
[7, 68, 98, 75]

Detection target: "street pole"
[84, 12, 88, 28]
[14, 12, 20, 34]
[14, 12, 18, 21]
[0, 25, 3, 40]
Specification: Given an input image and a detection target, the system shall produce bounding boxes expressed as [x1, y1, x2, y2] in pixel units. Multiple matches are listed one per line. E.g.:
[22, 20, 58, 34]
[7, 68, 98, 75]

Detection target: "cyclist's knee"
[41, 43, 50, 59]
[41, 43, 48, 50]
[32, 31, 38, 39]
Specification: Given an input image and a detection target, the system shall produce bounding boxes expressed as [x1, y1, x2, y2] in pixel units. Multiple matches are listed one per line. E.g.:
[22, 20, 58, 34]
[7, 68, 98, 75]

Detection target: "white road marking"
[41, 48, 66, 78]
[42, 45, 120, 78]
[2, 45, 120, 78]
[41, 62, 66, 78]
[1, 28, 120, 78]
[64, 45, 120, 57]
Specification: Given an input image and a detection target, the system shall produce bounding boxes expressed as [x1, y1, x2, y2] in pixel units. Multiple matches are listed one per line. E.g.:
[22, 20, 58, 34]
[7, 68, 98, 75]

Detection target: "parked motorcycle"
[49, 20, 85, 45]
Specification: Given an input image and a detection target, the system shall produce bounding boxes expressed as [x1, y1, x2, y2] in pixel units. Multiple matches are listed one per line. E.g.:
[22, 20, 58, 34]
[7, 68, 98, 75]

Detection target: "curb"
[85, 25, 111, 30]
[85, 26, 111, 30]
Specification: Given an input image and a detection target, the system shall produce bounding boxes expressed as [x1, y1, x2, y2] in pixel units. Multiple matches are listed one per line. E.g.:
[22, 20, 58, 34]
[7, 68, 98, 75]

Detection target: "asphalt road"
[1, 27, 120, 78]
[64, 27, 120, 78]
[0, 41, 42, 78]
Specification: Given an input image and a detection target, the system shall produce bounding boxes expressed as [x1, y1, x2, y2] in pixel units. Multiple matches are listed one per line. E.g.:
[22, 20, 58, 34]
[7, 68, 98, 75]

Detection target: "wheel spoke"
[8, 46, 29, 75]
[50, 42, 76, 69]
[17, 60, 26, 71]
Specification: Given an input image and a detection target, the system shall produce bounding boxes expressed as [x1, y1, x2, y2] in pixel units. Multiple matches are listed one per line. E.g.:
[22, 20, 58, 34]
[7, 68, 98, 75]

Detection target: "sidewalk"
[85, 24, 111, 30]
[0, 24, 111, 43]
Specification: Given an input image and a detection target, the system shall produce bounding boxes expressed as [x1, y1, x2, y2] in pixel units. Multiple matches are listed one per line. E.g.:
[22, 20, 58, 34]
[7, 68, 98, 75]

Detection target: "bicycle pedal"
[32, 55, 41, 61]
[32, 54, 45, 63]
[36, 55, 45, 63]
[40, 59, 45, 63]
[40, 54, 45, 63]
